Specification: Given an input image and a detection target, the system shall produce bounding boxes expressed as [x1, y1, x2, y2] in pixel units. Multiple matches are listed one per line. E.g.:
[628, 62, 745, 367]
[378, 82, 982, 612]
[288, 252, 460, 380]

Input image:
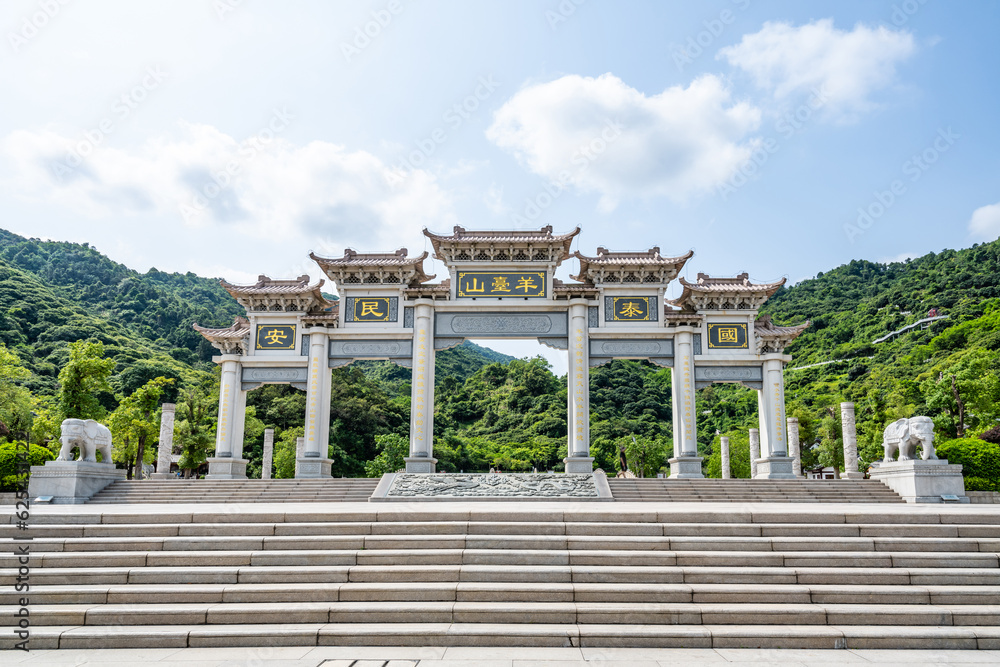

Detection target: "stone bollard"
[262, 428, 274, 480]
[151, 403, 176, 480]
[721, 436, 731, 479]
[749, 428, 760, 479]
[787, 417, 803, 478]
[841, 402, 864, 479]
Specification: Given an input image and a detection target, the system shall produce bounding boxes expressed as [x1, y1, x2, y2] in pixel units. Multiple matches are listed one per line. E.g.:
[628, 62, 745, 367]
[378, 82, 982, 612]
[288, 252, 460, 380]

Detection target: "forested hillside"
[2, 228, 999, 485]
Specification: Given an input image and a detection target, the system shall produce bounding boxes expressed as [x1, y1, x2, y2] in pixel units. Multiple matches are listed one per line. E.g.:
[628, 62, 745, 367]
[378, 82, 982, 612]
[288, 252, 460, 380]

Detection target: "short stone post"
[749, 428, 760, 479]
[261, 428, 274, 480]
[787, 417, 803, 478]
[294, 436, 305, 477]
[841, 402, 864, 479]
[720, 436, 731, 479]
[151, 403, 176, 480]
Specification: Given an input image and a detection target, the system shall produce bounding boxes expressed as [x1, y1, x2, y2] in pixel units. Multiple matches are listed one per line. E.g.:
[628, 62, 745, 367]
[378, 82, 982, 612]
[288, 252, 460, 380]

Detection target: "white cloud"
[969, 202, 1000, 241]
[718, 19, 916, 121]
[486, 73, 761, 207]
[0, 122, 456, 254]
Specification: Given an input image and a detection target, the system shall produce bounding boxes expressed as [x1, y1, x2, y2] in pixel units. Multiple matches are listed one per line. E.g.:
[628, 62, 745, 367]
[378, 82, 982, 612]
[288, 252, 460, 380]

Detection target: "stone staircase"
[4, 503, 1000, 650]
[87, 478, 380, 504]
[608, 478, 905, 503]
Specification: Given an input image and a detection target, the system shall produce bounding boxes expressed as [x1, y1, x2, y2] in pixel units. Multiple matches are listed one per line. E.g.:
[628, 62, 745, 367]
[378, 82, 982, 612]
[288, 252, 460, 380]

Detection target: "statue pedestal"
[870, 459, 968, 503]
[149, 472, 174, 480]
[404, 456, 438, 474]
[842, 471, 865, 480]
[754, 456, 797, 479]
[206, 457, 248, 480]
[668, 456, 704, 479]
[563, 456, 594, 474]
[28, 460, 125, 504]
[295, 457, 333, 478]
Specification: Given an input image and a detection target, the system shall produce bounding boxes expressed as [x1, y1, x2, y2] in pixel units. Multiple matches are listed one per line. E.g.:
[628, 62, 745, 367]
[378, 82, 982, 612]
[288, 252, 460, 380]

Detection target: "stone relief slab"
[241, 366, 308, 391]
[694, 364, 763, 389]
[435, 312, 568, 338]
[588, 339, 673, 358]
[329, 339, 413, 360]
[372, 472, 612, 501]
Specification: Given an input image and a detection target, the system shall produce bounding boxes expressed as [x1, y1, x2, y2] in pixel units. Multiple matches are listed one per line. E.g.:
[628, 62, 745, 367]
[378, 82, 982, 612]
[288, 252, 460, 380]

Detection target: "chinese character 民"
[264, 329, 288, 345]
[360, 301, 384, 318]
[491, 276, 511, 292]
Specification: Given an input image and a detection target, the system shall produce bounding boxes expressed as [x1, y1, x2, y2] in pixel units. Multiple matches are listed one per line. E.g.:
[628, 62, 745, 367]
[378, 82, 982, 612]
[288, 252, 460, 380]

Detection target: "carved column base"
[28, 461, 126, 504]
[842, 471, 866, 480]
[206, 458, 248, 480]
[149, 472, 175, 480]
[870, 459, 968, 503]
[753, 456, 797, 479]
[668, 456, 704, 479]
[295, 457, 333, 479]
[563, 456, 594, 474]
[404, 456, 438, 474]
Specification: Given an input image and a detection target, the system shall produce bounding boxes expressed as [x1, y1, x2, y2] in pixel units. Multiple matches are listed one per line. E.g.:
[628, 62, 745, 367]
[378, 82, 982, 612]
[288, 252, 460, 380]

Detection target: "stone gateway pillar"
[564, 300, 594, 473]
[787, 417, 803, 478]
[299, 331, 334, 478]
[841, 402, 864, 479]
[753, 358, 796, 479]
[261, 428, 274, 480]
[720, 435, 731, 479]
[749, 428, 760, 479]
[207, 356, 249, 479]
[151, 403, 176, 480]
[406, 300, 437, 473]
[669, 330, 703, 478]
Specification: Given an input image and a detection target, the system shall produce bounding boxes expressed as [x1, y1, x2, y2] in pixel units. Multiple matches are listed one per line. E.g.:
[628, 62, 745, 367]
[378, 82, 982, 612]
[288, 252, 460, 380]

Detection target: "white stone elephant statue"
[57, 418, 113, 463]
[882, 416, 937, 462]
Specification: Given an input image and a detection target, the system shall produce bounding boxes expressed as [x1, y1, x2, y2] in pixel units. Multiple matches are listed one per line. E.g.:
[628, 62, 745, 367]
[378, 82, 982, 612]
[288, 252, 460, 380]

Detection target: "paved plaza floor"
[6, 646, 1000, 666]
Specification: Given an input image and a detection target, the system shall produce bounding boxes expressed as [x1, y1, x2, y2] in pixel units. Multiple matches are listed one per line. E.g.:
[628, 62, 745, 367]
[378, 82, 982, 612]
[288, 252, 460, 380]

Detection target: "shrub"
[935, 437, 1000, 486]
[979, 425, 1000, 444]
[964, 476, 998, 492]
[0, 442, 56, 491]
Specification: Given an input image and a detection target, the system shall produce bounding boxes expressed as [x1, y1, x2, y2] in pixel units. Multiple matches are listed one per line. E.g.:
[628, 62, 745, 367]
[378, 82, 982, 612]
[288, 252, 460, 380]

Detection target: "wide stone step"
[17, 621, 1000, 649]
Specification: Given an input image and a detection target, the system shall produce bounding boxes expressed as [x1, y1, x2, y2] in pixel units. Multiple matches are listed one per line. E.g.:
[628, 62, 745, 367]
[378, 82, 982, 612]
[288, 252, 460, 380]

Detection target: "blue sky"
[1, 0, 998, 370]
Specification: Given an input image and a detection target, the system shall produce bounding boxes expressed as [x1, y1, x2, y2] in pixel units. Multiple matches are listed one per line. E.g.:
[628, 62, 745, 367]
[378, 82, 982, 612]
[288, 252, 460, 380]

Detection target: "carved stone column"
[208, 357, 248, 479]
[564, 300, 593, 473]
[669, 329, 702, 478]
[261, 428, 274, 480]
[720, 435, 731, 479]
[754, 358, 796, 479]
[299, 330, 333, 478]
[841, 402, 864, 479]
[406, 300, 437, 473]
[151, 403, 176, 479]
[787, 417, 803, 478]
[749, 428, 760, 479]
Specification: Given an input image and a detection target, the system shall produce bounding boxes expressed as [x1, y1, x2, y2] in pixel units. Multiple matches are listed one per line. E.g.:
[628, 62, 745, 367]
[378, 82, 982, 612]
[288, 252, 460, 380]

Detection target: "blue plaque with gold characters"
[255, 324, 296, 350]
[707, 323, 749, 349]
[456, 271, 546, 298]
[351, 297, 396, 322]
[608, 296, 657, 322]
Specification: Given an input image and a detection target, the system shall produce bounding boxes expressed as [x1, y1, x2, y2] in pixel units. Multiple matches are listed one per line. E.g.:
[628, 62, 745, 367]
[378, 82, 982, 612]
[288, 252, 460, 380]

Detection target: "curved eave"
[570, 249, 693, 282]
[310, 251, 435, 284]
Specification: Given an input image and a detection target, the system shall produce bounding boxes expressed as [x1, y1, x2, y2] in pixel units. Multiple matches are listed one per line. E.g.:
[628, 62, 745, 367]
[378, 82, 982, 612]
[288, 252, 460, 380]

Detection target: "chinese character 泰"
[619, 301, 644, 318]
[359, 301, 384, 318]
[718, 327, 739, 343]
[264, 328, 288, 345]
[491, 276, 511, 292]
[516, 276, 537, 293]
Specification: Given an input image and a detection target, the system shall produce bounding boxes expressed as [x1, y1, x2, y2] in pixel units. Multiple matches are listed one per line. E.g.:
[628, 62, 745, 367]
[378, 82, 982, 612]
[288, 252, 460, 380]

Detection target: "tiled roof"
[423, 225, 580, 243]
[311, 248, 435, 284]
[192, 317, 251, 338]
[219, 275, 325, 296]
[573, 247, 693, 266]
[755, 314, 810, 337]
[679, 273, 786, 292]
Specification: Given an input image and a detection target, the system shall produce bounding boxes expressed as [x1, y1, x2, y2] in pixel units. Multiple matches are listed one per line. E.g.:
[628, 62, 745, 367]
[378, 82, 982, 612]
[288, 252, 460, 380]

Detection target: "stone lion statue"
[56, 418, 113, 463]
[882, 416, 937, 462]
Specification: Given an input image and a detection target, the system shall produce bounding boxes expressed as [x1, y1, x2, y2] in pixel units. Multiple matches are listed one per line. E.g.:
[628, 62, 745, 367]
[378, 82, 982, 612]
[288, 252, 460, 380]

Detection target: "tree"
[57, 340, 115, 422]
[273, 426, 304, 479]
[0, 344, 33, 440]
[174, 385, 216, 478]
[108, 376, 174, 479]
[364, 433, 408, 477]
